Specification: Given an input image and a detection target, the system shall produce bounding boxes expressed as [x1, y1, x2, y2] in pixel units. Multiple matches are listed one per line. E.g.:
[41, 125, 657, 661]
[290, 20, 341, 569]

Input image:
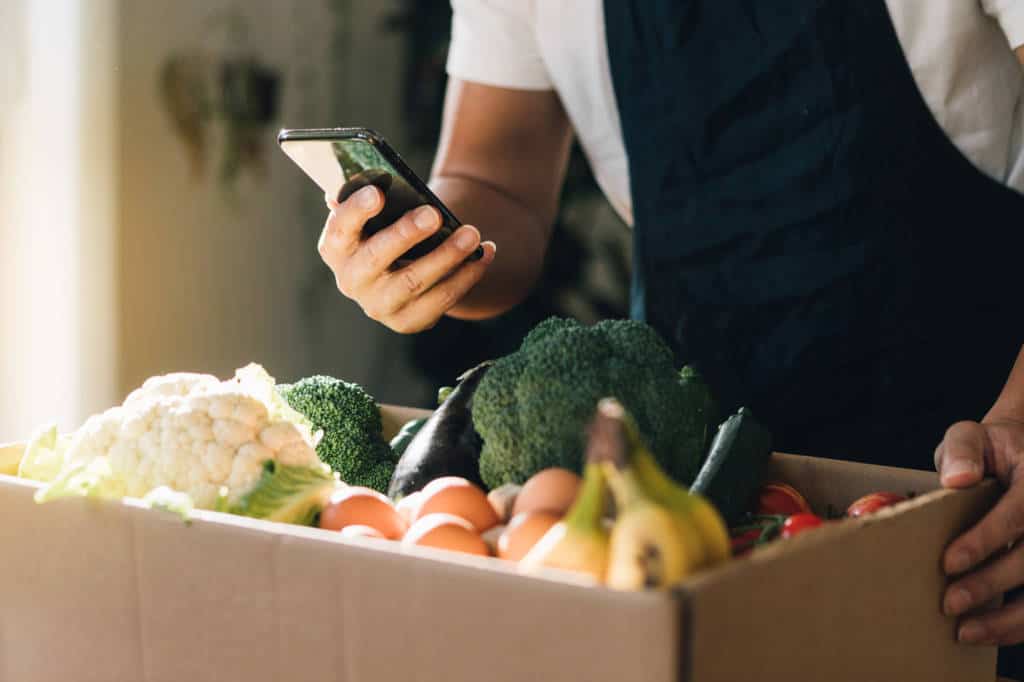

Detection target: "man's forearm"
[1018, 45, 1024, 66]
[985, 345, 1024, 422]
[430, 175, 552, 320]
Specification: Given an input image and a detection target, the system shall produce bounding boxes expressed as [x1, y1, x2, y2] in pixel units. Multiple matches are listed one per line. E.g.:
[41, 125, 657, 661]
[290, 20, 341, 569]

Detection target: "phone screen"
[330, 139, 439, 240]
[280, 132, 479, 263]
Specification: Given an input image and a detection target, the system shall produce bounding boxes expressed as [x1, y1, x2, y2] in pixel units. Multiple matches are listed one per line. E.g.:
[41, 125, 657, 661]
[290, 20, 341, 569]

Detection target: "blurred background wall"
[0, 0, 120, 439]
[0, 0, 629, 441]
[118, 0, 429, 405]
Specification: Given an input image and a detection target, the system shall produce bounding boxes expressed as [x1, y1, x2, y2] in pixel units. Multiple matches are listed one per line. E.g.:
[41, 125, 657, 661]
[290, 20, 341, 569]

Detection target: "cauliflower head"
[33, 364, 331, 513]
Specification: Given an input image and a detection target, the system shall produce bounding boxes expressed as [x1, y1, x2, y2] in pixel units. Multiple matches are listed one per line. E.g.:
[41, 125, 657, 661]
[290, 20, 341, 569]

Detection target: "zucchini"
[678, 366, 721, 473]
[388, 418, 428, 460]
[690, 407, 773, 525]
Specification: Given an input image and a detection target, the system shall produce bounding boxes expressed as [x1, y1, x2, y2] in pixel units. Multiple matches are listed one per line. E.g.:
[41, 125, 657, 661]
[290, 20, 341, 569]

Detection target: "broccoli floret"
[473, 317, 718, 489]
[277, 376, 396, 493]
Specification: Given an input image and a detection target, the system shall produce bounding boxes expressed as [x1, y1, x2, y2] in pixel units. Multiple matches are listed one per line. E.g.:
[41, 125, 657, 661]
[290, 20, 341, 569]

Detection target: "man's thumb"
[935, 421, 988, 488]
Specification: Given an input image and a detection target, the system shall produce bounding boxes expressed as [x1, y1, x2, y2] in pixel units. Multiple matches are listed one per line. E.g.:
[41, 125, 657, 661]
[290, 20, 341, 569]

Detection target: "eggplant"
[387, 362, 492, 499]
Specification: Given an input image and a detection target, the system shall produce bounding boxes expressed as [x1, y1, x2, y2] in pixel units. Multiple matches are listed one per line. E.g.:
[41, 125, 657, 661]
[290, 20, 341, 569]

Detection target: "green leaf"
[34, 456, 123, 504]
[229, 461, 336, 526]
[18, 424, 71, 483]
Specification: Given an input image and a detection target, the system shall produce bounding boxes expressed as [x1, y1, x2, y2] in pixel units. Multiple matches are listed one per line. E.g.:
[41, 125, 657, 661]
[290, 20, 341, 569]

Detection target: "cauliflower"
[29, 364, 336, 524]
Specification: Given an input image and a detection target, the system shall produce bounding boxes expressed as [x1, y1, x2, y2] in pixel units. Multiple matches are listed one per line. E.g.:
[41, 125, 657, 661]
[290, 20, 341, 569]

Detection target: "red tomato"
[756, 482, 812, 516]
[780, 513, 823, 539]
[846, 492, 907, 518]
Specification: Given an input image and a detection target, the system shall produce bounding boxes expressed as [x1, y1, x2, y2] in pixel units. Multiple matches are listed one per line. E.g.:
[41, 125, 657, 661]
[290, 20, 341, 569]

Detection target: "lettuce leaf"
[229, 460, 336, 526]
[17, 424, 71, 483]
[34, 456, 124, 503]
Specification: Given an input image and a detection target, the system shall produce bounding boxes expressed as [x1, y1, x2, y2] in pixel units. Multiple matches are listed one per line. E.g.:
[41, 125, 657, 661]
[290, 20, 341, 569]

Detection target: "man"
[317, 0, 1024, 671]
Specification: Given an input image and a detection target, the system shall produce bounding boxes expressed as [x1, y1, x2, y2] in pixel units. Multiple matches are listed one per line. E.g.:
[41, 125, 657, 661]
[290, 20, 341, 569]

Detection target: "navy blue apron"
[604, 0, 1024, 674]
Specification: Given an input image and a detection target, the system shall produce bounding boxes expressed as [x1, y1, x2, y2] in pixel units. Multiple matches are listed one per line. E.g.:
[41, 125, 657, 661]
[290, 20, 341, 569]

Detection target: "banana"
[591, 399, 701, 590]
[518, 461, 610, 581]
[605, 490, 695, 590]
[615, 403, 732, 568]
[633, 448, 731, 567]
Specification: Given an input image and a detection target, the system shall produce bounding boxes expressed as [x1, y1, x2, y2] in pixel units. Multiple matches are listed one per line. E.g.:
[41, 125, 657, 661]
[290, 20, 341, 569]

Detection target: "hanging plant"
[158, 10, 281, 192]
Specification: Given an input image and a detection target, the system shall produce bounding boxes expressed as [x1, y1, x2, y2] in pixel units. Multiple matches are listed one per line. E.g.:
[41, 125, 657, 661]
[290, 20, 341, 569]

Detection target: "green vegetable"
[389, 417, 428, 459]
[229, 460, 336, 526]
[277, 375, 396, 493]
[473, 317, 716, 489]
[34, 456, 122, 503]
[678, 366, 721, 457]
[33, 364, 326, 511]
[18, 424, 71, 483]
[690, 407, 773, 525]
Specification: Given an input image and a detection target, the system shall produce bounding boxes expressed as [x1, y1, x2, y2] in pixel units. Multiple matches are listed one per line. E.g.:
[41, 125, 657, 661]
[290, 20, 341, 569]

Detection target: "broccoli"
[277, 376, 396, 493]
[473, 317, 719, 489]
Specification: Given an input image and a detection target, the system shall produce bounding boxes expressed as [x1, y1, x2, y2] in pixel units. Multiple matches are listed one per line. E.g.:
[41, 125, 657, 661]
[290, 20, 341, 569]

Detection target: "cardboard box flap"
[768, 453, 940, 514]
[379, 404, 432, 441]
[679, 477, 999, 682]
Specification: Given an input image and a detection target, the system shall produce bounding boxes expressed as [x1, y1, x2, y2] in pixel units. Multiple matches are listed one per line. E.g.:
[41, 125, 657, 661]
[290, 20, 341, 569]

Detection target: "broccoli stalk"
[473, 317, 719, 489]
[277, 376, 396, 493]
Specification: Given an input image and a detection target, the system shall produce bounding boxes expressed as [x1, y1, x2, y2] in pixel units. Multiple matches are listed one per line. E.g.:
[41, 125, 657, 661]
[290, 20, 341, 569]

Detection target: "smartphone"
[277, 127, 483, 263]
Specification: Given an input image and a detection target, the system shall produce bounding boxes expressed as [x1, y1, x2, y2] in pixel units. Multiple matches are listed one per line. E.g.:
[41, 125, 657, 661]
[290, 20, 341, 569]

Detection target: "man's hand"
[318, 187, 496, 333]
[937, 418, 1024, 645]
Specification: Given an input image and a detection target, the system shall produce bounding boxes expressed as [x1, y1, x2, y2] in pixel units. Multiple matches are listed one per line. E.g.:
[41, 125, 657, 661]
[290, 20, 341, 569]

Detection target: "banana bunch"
[520, 398, 731, 589]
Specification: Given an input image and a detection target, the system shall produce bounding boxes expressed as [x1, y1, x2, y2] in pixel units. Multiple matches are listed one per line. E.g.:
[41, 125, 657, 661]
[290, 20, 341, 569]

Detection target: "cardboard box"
[0, 405, 1000, 682]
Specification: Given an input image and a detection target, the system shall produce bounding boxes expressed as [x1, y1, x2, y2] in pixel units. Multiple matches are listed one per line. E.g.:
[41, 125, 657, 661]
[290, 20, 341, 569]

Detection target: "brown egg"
[319, 486, 407, 539]
[402, 513, 490, 557]
[513, 468, 582, 517]
[395, 491, 424, 525]
[415, 477, 499, 532]
[339, 524, 386, 540]
[497, 511, 561, 561]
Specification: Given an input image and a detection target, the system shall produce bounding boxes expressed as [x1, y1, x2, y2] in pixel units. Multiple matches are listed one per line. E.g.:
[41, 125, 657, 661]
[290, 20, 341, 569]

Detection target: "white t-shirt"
[447, 0, 1024, 226]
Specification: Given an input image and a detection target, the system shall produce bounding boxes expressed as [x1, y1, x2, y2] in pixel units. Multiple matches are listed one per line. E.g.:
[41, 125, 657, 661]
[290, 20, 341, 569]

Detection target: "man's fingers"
[957, 592, 1024, 646]
[936, 421, 988, 488]
[383, 241, 496, 333]
[318, 186, 383, 266]
[944, 484, 1024, 575]
[945, 543, 1024, 616]
[346, 206, 443, 288]
[381, 225, 483, 302]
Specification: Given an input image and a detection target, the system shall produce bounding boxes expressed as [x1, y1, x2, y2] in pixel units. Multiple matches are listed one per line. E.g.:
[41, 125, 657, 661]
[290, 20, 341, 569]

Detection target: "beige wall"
[0, 0, 120, 438]
[117, 0, 432, 404]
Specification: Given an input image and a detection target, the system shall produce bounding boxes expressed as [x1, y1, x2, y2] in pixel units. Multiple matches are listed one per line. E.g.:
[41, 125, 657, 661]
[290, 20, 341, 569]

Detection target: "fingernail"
[942, 458, 981, 485]
[356, 186, 378, 210]
[413, 206, 437, 230]
[945, 587, 972, 615]
[455, 227, 479, 250]
[947, 549, 972, 574]
[482, 240, 497, 262]
[959, 621, 986, 643]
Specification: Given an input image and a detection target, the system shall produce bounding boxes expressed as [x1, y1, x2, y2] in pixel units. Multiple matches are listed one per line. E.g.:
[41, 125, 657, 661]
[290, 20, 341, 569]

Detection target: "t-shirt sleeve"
[983, 0, 1024, 48]
[446, 0, 553, 90]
